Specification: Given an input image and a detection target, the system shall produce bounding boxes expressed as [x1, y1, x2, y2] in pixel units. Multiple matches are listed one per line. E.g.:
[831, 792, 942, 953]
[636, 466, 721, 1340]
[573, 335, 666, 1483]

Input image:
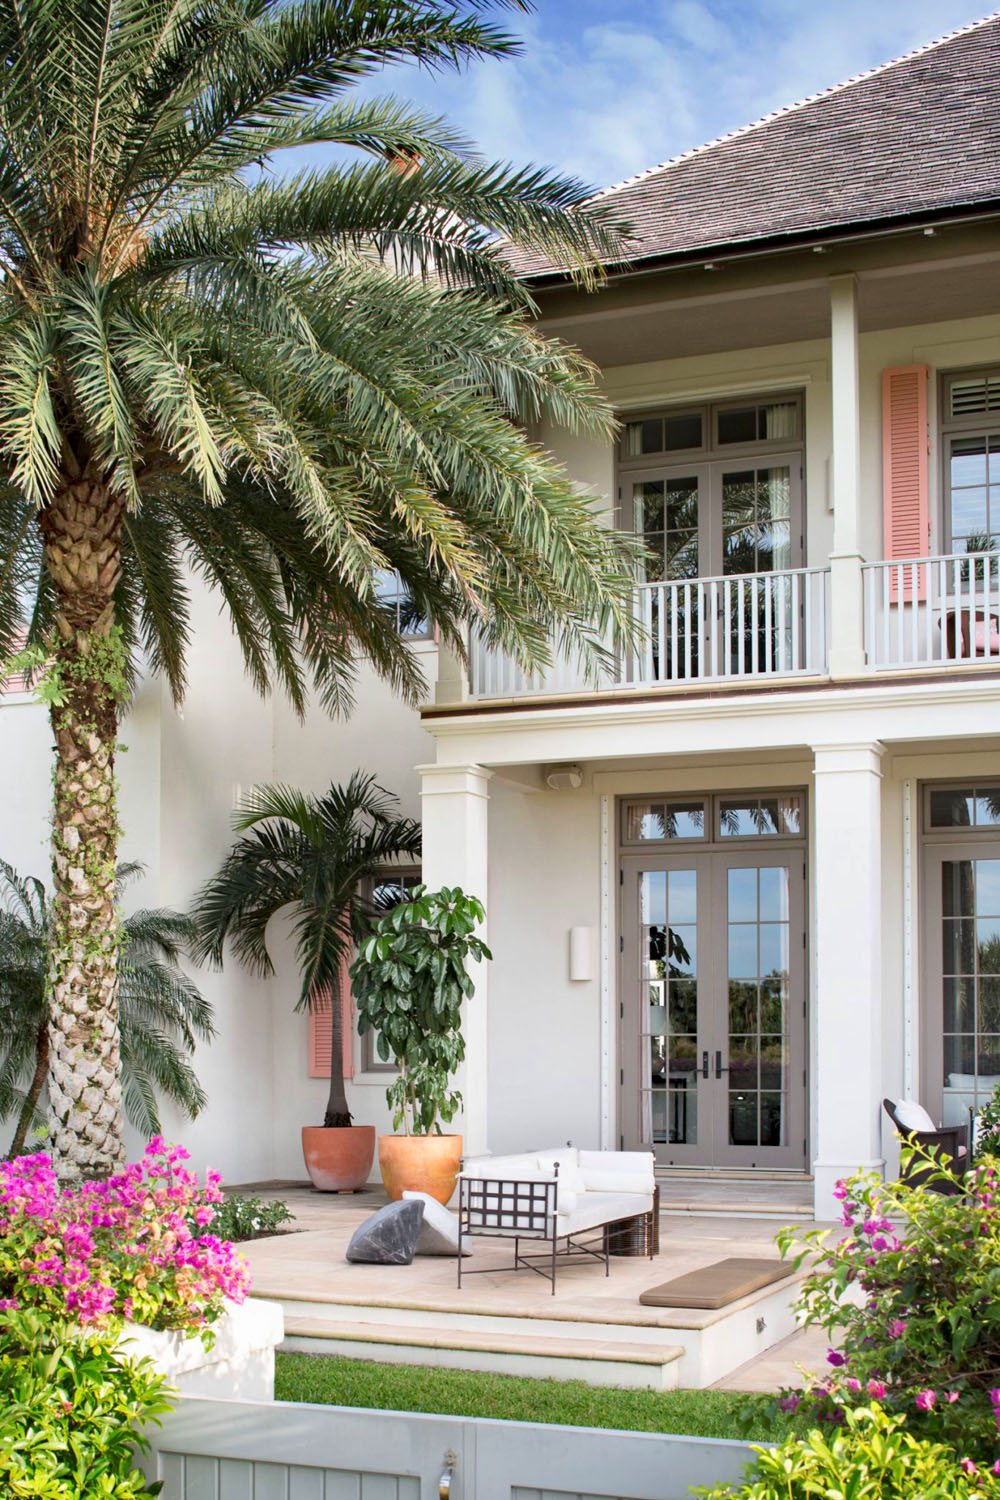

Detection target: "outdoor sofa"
[457, 1147, 655, 1292]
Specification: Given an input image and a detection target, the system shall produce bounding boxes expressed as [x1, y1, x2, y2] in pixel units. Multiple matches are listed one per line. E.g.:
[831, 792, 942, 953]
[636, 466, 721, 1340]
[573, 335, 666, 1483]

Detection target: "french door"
[621, 847, 807, 1168]
[625, 458, 804, 681]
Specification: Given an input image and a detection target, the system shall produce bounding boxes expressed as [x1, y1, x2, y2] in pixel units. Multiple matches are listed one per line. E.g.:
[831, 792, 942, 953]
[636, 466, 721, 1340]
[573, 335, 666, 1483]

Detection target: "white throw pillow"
[401, 1191, 470, 1256]
[534, 1151, 582, 1213]
[893, 1098, 937, 1133]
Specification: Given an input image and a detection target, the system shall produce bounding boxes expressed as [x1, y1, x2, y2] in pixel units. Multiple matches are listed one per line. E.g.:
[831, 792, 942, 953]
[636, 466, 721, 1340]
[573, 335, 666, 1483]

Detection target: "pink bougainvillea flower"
[887, 1319, 907, 1338]
[915, 1389, 936, 1411]
[866, 1380, 887, 1399]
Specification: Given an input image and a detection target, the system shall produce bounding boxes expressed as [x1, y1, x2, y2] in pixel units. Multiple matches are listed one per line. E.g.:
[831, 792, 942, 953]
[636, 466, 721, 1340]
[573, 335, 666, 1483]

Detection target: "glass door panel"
[940, 857, 1000, 1122]
[725, 864, 791, 1150]
[631, 471, 705, 681]
[639, 868, 699, 1148]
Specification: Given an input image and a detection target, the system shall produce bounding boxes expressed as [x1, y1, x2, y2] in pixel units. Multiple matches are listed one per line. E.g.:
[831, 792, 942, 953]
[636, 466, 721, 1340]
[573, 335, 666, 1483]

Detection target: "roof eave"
[521, 196, 1000, 293]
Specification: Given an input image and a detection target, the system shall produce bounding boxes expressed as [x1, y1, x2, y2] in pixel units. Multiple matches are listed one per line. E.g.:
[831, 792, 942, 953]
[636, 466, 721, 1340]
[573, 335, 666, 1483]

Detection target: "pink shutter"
[306, 954, 354, 1079]
[882, 364, 930, 599]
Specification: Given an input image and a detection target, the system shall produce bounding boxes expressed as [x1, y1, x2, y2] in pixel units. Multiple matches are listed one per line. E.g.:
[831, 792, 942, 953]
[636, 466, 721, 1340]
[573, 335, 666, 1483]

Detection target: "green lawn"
[275, 1353, 791, 1441]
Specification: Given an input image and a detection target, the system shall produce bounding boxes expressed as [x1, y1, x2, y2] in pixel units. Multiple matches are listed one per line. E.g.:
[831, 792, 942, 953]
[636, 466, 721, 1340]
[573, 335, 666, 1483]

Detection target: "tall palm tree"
[0, 0, 640, 1176]
[193, 774, 421, 1128]
[0, 861, 213, 1158]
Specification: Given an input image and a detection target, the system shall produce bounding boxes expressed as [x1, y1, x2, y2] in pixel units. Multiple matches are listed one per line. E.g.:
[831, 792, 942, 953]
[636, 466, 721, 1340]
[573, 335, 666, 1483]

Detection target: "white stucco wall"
[485, 780, 603, 1154]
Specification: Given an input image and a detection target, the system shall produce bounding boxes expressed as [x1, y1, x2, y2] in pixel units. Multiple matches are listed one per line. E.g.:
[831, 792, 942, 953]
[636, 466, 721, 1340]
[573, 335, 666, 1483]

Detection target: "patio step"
[281, 1315, 684, 1391]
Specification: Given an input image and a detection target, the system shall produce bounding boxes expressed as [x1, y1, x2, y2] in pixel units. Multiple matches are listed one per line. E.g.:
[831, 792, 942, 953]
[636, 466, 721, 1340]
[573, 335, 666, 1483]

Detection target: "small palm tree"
[0, 861, 213, 1158]
[193, 774, 421, 1128]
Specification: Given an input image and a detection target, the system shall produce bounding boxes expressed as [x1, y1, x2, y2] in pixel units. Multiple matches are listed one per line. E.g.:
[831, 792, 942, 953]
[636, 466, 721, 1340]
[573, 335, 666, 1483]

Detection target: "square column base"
[812, 1159, 885, 1221]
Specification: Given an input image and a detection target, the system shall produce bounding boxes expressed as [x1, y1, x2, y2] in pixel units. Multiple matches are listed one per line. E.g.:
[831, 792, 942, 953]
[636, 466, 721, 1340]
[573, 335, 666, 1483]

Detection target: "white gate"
[140, 1396, 757, 1500]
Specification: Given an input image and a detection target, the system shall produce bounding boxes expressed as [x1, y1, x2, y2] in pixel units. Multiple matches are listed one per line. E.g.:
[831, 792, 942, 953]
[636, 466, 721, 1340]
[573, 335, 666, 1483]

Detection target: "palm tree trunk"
[9, 1022, 49, 1159]
[324, 965, 353, 1128]
[39, 469, 127, 1180]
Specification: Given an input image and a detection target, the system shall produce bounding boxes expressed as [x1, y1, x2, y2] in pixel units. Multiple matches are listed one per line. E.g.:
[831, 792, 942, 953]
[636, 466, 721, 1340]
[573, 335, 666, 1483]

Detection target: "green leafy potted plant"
[194, 775, 420, 1191]
[352, 885, 490, 1203]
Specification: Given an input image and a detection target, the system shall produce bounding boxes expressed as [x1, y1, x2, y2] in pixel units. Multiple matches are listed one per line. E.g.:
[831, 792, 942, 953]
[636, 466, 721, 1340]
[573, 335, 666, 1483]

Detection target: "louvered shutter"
[882, 364, 930, 599]
[307, 955, 354, 1079]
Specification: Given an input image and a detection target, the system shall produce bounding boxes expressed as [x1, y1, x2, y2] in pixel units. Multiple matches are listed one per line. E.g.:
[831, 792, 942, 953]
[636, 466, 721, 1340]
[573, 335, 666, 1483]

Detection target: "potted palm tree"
[352, 886, 490, 1203]
[194, 774, 421, 1191]
[0, 861, 213, 1155]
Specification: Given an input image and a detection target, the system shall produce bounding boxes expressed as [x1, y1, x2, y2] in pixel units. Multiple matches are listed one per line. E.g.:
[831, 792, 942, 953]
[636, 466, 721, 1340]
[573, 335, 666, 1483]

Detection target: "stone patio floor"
[232, 1180, 836, 1392]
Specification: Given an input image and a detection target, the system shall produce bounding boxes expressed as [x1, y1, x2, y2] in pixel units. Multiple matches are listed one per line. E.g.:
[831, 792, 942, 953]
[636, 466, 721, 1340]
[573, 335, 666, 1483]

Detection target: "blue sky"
[286, 2, 997, 191]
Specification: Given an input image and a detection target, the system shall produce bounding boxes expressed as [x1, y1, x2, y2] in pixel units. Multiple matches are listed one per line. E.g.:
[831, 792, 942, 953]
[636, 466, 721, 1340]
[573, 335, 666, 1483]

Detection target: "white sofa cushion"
[535, 1149, 584, 1208]
[577, 1149, 655, 1194]
[893, 1098, 937, 1133]
[556, 1189, 654, 1237]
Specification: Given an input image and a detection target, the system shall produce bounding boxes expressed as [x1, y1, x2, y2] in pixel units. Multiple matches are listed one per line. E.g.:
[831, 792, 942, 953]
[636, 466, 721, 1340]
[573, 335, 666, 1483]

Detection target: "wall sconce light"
[569, 925, 595, 982]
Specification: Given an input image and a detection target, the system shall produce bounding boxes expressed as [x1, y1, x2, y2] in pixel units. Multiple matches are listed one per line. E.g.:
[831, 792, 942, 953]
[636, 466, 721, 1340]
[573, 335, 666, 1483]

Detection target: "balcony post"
[434, 636, 470, 705]
[417, 763, 492, 1154]
[828, 275, 868, 679]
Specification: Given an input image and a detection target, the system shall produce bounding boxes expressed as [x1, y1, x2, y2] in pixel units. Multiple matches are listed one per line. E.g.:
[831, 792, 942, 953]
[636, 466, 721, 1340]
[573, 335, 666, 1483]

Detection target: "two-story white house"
[3, 14, 1000, 1218]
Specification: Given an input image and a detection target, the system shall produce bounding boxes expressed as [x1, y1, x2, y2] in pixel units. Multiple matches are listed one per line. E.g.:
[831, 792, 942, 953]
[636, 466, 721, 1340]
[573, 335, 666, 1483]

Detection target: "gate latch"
[439, 1448, 457, 1500]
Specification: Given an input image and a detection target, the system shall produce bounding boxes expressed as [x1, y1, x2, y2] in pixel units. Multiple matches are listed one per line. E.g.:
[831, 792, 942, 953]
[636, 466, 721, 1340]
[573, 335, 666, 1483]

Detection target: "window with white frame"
[941, 369, 1000, 556]
[375, 569, 432, 638]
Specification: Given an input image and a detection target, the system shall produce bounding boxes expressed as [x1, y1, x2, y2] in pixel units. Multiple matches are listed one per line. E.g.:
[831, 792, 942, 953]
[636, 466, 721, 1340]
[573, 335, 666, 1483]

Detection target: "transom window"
[941, 369, 1000, 556]
[621, 396, 802, 464]
[623, 793, 804, 846]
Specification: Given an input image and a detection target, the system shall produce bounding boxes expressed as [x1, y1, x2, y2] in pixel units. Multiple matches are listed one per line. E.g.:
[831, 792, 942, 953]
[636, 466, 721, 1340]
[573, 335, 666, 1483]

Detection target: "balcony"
[468, 566, 831, 699]
[864, 552, 1000, 670]
[457, 552, 1000, 705]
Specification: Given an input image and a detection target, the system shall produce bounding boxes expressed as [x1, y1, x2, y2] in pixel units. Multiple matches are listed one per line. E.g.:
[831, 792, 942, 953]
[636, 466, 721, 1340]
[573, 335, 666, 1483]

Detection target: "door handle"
[715, 1050, 730, 1080]
[702, 1050, 709, 1079]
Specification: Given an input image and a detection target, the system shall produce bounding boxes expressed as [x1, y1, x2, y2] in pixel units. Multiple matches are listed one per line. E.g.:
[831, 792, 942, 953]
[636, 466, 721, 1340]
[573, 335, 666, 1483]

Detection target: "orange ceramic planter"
[301, 1125, 375, 1192]
[378, 1133, 463, 1205]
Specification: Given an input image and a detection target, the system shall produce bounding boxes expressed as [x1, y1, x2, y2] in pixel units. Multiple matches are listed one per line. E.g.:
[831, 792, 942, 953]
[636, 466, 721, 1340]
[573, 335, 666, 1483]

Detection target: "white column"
[811, 742, 885, 1217]
[418, 763, 492, 1155]
[828, 274, 868, 679]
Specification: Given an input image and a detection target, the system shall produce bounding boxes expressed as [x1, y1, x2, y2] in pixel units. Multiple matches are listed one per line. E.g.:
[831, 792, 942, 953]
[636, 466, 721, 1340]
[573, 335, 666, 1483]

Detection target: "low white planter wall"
[120, 1298, 284, 1402]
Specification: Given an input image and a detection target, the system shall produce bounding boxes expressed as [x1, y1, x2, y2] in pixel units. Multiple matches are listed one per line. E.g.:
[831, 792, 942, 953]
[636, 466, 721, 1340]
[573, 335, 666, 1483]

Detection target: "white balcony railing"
[863, 552, 1000, 670]
[468, 567, 830, 700]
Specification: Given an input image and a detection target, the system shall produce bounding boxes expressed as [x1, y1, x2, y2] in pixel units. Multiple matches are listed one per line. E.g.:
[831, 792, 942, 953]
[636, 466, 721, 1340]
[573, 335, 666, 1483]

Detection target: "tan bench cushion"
[639, 1256, 792, 1309]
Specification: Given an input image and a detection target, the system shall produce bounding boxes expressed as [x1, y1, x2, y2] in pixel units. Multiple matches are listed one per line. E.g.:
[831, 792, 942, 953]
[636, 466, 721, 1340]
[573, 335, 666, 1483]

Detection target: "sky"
[283, 1, 998, 193]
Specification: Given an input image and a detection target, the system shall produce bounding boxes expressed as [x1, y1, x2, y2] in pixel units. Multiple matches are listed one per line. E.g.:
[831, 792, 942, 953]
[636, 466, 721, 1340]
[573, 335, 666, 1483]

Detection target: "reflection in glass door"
[639, 867, 699, 1148]
[724, 861, 792, 1155]
[622, 845, 806, 1169]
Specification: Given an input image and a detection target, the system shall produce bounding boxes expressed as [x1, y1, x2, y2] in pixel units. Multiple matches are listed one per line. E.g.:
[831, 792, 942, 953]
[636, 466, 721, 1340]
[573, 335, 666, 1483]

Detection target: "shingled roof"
[510, 12, 1000, 281]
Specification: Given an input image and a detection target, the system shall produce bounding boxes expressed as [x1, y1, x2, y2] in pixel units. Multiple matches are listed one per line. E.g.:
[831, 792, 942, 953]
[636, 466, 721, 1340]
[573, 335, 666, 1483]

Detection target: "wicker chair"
[882, 1098, 969, 1193]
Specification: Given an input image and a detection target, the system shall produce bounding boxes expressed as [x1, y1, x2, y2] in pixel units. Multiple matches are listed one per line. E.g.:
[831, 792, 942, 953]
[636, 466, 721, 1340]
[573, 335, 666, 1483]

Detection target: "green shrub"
[698, 1404, 1000, 1498]
[776, 1148, 1000, 1458]
[207, 1194, 293, 1242]
[975, 1083, 1000, 1161]
[0, 1309, 170, 1499]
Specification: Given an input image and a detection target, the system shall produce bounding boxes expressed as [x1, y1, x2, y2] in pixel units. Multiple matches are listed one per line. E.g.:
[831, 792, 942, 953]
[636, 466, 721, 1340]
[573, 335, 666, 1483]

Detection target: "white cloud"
[279, 2, 995, 192]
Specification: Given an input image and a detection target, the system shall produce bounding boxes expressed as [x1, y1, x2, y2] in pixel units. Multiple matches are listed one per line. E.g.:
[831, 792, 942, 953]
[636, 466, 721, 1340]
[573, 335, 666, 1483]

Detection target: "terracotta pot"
[301, 1125, 375, 1192]
[378, 1133, 463, 1205]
